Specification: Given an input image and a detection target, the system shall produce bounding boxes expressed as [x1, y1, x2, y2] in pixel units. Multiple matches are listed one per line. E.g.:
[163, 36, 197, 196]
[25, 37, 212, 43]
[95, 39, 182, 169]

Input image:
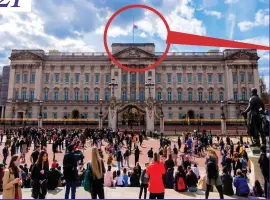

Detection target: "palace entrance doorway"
[117, 104, 146, 130]
[72, 110, 80, 119]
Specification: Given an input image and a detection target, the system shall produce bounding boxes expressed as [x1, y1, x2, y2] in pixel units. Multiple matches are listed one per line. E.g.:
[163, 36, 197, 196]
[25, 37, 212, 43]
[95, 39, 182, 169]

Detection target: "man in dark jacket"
[258, 145, 269, 198]
[47, 162, 63, 190]
[139, 163, 149, 199]
[147, 148, 153, 163]
[63, 142, 84, 199]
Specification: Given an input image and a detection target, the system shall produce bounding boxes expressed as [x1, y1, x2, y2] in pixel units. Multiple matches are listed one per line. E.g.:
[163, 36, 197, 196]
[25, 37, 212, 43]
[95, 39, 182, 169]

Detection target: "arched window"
[22, 88, 27, 100]
[74, 89, 79, 101]
[188, 90, 193, 102]
[242, 89, 246, 101]
[95, 90, 100, 101]
[139, 90, 144, 102]
[64, 90, 69, 101]
[167, 90, 172, 101]
[84, 89, 89, 101]
[54, 89, 59, 101]
[122, 91, 126, 101]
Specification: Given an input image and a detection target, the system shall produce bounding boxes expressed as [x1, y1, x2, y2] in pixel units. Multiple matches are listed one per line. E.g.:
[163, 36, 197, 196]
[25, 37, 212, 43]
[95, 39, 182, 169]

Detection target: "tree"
[259, 76, 269, 105]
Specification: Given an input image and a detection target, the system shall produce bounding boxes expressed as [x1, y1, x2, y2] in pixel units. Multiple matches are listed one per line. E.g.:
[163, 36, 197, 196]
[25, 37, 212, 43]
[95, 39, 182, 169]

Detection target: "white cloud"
[224, 0, 239, 4]
[95, 25, 129, 38]
[238, 9, 269, 31]
[203, 10, 222, 19]
[139, 32, 147, 38]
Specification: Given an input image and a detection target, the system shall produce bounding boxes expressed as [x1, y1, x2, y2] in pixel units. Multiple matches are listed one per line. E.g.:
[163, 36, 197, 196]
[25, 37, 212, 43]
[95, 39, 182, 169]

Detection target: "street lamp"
[160, 98, 164, 133]
[220, 101, 226, 136]
[109, 78, 118, 97]
[99, 98, 103, 130]
[160, 98, 163, 115]
[39, 100, 43, 128]
[3, 105, 6, 133]
[145, 77, 155, 98]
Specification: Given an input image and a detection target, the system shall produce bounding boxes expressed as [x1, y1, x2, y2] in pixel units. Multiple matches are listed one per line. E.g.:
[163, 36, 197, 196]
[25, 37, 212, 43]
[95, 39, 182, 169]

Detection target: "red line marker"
[167, 31, 270, 50]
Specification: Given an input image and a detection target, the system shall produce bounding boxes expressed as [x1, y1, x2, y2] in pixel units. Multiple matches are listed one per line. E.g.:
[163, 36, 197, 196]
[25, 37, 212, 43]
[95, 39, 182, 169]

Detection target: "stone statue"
[241, 88, 266, 147]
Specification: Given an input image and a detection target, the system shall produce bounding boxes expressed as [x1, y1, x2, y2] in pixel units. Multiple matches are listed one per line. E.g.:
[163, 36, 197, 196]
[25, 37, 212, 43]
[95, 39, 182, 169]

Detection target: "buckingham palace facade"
[3, 43, 261, 126]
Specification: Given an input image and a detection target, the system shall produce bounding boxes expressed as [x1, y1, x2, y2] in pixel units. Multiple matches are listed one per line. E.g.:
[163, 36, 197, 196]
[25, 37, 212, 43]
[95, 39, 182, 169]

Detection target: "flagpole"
[133, 16, 134, 44]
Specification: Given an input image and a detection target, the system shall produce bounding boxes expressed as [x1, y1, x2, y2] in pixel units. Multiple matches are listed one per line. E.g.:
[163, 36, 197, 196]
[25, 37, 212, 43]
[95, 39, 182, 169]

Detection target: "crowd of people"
[0, 127, 269, 199]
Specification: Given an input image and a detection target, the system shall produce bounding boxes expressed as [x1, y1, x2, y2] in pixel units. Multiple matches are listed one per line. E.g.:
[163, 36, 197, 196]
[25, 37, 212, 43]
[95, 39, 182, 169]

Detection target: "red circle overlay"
[103, 4, 171, 72]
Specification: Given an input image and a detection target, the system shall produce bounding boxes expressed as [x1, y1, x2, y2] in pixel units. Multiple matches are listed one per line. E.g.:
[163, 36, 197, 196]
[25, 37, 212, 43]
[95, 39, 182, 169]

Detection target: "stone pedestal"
[108, 108, 117, 132]
[250, 146, 261, 155]
[99, 114, 103, 130]
[160, 115, 164, 133]
[146, 108, 154, 133]
[221, 119, 226, 135]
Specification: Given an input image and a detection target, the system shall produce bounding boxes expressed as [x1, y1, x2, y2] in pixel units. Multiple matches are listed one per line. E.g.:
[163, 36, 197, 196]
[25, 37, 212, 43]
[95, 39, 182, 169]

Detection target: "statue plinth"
[250, 146, 261, 155]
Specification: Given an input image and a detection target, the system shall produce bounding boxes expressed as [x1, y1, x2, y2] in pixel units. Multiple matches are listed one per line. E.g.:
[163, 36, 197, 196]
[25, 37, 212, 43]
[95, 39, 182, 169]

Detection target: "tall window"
[94, 113, 99, 119]
[156, 74, 161, 83]
[131, 91, 136, 102]
[22, 91, 27, 100]
[177, 74, 182, 84]
[233, 74, 237, 84]
[178, 113, 182, 119]
[54, 91, 59, 101]
[45, 74, 49, 83]
[188, 74, 192, 84]
[28, 112, 32, 118]
[44, 91, 48, 101]
[167, 91, 172, 101]
[219, 92, 224, 101]
[178, 91, 182, 101]
[53, 113, 57, 119]
[84, 91, 89, 101]
[131, 73, 136, 83]
[122, 74, 127, 84]
[197, 74, 202, 83]
[16, 74, 20, 83]
[139, 91, 144, 101]
[64, 91, 69, 101]
[30, 90, 34, 101]
[167, 74, 172, 84]
[157, 92, 161, 101]
[85, 74, 89, 83]
[55, 74, 59, 83]
[105, 91, 110, 101]
[188, 91, 193, 101]
[31, 74, 35, 83]
[106, 74, 110, 83]
[75, 74, 79, 83]
[242, 91, 246, 100]
[168, 113, 172, 119]
[198, 91, 203, 101]
[74, 91, 79, 101]
[43, 112, 47, 119]
[65, 74, 70, 83]
[248, 73, 253, 83]
[234, 91, 238, 101]
[122, 91, 127, 101]
[23, 74, 28, 83]
[209, 91, 213, 101]
[218, 74, 223, 83]
[95, 74, 100, 84]
[15, 91, 19, 100]
[240, 74, 245, 83]
[139, 73, 144, 83]
[95, 90, 99, 101]
[210, 113, 215, 119]
[208, 74, 212, 83]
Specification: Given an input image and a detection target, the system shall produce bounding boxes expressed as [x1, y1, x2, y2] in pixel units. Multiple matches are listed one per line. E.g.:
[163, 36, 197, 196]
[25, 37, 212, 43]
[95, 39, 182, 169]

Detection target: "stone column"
[34, 64, 43, 100]
[108, 108, 117, 131]
[99, 113, 103, 130]
[136, 72, 139, 100]
[146, 107, 154, 133]
[160, 115, 164, 133]
[127, 72, 130, 100]
[221, 119, 226, 135]
[253, 65, 260, 96]
[225, 65, 233, 101]
[7, 65, 15, 101]
[237, 66, 240, 99]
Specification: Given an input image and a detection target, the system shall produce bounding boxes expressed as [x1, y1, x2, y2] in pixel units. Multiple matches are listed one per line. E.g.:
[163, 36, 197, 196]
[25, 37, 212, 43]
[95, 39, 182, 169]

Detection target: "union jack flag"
[133, 24, 138, 29]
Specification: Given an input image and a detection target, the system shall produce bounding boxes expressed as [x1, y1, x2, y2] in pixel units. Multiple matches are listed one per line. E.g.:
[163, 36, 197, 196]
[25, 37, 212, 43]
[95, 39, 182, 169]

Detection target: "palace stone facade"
[3, 43, 261, 127]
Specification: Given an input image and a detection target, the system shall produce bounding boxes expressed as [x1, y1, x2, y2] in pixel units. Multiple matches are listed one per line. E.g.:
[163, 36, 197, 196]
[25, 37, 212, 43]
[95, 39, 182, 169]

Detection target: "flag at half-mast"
[133, 24, 138, 29]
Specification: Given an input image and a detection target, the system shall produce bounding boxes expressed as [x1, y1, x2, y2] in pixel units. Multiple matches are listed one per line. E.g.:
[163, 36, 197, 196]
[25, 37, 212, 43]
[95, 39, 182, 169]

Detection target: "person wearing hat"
[63, 142, 84, 199]
[47, 161, 62, 191]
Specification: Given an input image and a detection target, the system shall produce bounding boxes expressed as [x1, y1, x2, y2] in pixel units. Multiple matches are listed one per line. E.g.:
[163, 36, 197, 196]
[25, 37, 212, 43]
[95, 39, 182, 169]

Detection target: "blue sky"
[0, 0, 269, 87]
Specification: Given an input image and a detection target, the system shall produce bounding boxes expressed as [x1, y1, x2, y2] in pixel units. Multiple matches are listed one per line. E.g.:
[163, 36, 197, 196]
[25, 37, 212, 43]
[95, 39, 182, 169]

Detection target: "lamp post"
[38, 100, 43, 128]
[3, 105, 6, 133]
[160, 99, 164, 133]
[220, 101, 227, 136]
[145, 77, 155, 98]
[99, 98, 103, 130]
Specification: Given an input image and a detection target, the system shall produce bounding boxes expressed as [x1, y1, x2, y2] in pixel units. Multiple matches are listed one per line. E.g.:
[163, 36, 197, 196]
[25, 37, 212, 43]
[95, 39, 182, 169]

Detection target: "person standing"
[90, 147, 106, 199]
[147, 148, 153, 163]
[2, 143, 9, 166]
[258, 145, 269, 198]
[31, 151, 49, 199]
[205, 149, 224, 199]
[177, 136, 181, 150]
[139, 163, 149, 199]
[135, 146, 140, 165]
[2, 155, 22, 199]
[63, 143, 83, 199]
[146, 153, 166, 199]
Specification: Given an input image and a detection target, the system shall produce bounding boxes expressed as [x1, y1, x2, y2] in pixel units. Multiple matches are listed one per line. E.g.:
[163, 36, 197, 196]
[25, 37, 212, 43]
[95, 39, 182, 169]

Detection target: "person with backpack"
[139, 163, 149, 199]
[174, 165, 187, 192]
[205, 149, 224, 199]
[148, 148, 153, 163]
[63, 142, 84, 199]
[258, 145, 269, 198]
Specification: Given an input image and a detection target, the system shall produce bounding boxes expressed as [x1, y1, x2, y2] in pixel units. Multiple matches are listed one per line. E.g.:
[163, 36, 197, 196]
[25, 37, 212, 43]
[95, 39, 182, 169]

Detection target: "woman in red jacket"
[146, 152, 166, 199]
